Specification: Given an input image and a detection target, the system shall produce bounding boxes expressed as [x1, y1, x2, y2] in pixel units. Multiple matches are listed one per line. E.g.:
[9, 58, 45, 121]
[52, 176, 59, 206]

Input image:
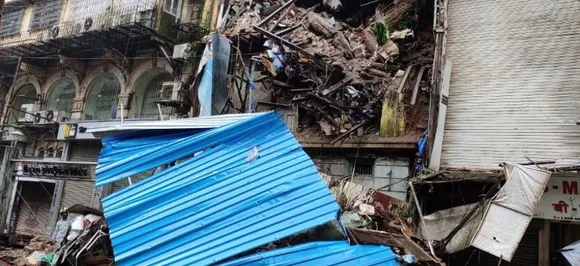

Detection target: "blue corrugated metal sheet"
[98, 112, 341, 265]
[220, 241, 399, 266]
[96, 112, 271, 187]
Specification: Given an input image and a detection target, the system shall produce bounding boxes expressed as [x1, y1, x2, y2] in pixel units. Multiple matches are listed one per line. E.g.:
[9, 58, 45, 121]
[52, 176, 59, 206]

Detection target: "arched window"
[47, 147, 55, 157]
[56, 148, 63, 158]
[84, 73, 120, 120]
[132, 71, 172, 118]
[37, 148, 45, 158]
[10, 84, 37, 123]
[46, 78, 75, 112]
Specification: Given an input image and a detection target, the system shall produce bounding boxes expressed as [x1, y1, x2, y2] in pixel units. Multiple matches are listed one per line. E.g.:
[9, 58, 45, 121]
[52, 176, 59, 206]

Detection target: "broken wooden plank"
[256, 101, 292, 108]
[272, 80, 296, 89]
[321, 75, 354, 96]
[307, 12, 337, 38]
[257, 0, 297, 27]
[397, 64, 414, 93]
[411, 65, 427, 105]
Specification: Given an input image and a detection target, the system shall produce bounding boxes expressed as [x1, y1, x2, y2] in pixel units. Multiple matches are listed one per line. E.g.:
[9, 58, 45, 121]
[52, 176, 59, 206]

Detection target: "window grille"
[140, 74, 172, 118]
[47, 79, 75, 112]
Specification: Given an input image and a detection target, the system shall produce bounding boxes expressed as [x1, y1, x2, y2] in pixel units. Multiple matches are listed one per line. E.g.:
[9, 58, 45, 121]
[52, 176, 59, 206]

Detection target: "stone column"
[70, 97, 84, 120]
[117, 94, 130, 119]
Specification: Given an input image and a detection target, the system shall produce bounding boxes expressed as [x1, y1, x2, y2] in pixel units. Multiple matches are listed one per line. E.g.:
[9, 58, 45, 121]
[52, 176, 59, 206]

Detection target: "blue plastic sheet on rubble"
[98, 112, 341, 265]
[219, 241, 399, 266]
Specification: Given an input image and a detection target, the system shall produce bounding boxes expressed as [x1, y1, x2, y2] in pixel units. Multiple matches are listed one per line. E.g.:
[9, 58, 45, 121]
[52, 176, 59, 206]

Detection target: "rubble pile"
[0, 236, 53, 266]
[322, 174, 440, 264]
[224, 0, 432, 142]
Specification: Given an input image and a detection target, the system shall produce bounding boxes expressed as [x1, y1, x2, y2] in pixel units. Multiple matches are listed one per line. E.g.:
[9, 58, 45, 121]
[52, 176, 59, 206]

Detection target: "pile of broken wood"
[223, 0, 433, 142]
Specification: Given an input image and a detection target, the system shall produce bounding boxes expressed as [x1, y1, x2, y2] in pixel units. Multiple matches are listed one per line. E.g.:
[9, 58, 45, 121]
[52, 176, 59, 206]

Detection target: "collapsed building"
[0, 0, 578, 264]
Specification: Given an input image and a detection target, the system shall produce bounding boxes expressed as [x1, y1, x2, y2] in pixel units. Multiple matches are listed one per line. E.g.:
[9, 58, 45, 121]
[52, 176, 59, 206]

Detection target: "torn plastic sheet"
[471, 163, 551, 261]
[219, 241, 399, 266]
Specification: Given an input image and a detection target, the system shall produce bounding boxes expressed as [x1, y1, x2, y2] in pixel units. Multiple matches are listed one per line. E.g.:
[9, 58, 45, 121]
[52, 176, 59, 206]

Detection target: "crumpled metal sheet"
[220, 241, 399, 266]
[98, 112, 341, 265]
[560, 240, 580, 266]
[471, 163, 551, 262]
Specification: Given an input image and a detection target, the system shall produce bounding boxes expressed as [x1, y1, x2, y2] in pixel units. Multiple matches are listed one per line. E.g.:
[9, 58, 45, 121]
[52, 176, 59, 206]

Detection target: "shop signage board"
[14, 161, 94, 180]
[535, 175, 580, 221]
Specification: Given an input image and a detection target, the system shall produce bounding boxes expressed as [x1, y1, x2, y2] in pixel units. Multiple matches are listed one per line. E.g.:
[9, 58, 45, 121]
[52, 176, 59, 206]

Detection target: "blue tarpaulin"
[219, 241, 399, 266]
[98, 112, 342, 265]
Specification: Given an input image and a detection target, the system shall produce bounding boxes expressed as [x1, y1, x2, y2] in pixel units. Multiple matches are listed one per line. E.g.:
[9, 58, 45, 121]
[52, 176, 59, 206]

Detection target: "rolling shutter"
[64, 141, 100, 209]
[442, 0, 580, 169]
[15, 182, 55, 237]
[68, 141, 102, 162]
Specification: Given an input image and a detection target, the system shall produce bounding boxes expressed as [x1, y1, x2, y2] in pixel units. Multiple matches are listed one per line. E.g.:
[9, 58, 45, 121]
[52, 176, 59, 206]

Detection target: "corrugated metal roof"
[87, 113, 261, 133]
[441, 0, 580, 169]
[95, 113, 267, 187]
[219, 241, 399, 266]
[99, 112, 341, 266]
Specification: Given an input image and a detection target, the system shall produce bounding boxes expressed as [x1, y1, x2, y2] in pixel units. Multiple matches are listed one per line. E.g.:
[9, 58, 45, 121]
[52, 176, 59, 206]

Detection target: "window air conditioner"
[17, 104, 36, 123]
[159, 82, 181, 102]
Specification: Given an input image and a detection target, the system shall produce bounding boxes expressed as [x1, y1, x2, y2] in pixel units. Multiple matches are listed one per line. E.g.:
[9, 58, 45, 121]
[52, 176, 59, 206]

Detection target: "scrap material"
[98, 112, 341, 265]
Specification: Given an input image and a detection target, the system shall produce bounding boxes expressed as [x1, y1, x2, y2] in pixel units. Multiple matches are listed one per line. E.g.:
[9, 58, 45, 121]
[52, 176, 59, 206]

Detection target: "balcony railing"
[0, 0, 157, 50]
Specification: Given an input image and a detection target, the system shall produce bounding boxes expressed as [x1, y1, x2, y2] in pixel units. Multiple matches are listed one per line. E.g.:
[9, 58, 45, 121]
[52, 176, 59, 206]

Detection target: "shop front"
[6, 160, 96, 237]
[534, 173, 580, 266]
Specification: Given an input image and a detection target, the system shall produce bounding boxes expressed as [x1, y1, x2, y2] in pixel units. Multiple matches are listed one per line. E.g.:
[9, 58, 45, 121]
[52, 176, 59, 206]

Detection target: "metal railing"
[0, 0, 157, 49]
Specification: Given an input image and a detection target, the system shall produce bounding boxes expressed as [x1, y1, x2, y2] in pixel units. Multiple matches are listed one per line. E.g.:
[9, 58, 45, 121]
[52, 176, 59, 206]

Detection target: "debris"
[221, 0, 432, 141]
[342, 211, 373, 228]
[390, 29, 413, 40]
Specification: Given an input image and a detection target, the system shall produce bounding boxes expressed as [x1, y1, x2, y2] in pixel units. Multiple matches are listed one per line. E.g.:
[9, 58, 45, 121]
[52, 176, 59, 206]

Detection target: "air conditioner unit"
[17, 104, 36, 123]
[35, 110, 71, 124]
[2, 126, 28, 142]
[172, 44, 189, 59]
[159, 82, 181, 102]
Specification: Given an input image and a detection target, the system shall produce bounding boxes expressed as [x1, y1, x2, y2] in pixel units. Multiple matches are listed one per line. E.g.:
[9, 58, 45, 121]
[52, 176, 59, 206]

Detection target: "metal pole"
[409, 181, 437, 257]
[157, 103, 164, 121]
[0, 144, 13, 230]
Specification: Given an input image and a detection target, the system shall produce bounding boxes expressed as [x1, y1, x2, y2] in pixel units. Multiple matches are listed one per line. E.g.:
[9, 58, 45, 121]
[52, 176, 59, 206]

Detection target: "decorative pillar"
[70, 97, 84, 120]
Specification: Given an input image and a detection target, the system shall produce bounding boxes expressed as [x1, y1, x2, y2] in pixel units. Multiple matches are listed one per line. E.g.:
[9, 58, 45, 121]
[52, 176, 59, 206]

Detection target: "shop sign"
[535, 175, 580, 221]
[64, 124, 78, 139]
[15, 162, 93, 180]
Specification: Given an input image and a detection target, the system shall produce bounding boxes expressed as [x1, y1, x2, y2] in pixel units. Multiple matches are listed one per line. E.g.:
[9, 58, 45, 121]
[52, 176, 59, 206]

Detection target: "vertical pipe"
[1, 57, 22, 133]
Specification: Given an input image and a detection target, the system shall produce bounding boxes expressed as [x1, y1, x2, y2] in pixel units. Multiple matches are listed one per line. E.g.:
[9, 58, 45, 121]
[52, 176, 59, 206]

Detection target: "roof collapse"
[221, 0, 432, 144]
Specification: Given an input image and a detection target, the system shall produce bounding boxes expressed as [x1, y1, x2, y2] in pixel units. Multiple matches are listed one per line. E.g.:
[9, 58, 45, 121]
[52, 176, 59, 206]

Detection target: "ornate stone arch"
[41, 70, 81, 98]
[8, 75, 42, 101]
[79, 64, 127, 99]
[127, 58, 173, 94]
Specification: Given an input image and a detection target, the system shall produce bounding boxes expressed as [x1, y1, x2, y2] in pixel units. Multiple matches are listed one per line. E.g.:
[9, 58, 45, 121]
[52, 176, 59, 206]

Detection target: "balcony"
[0, 0, 160, 59]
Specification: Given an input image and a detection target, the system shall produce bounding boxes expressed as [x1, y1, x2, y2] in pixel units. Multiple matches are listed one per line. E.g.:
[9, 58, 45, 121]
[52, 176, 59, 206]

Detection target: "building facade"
[428, 0, 580, 265]
[0, 0, 219, 238]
